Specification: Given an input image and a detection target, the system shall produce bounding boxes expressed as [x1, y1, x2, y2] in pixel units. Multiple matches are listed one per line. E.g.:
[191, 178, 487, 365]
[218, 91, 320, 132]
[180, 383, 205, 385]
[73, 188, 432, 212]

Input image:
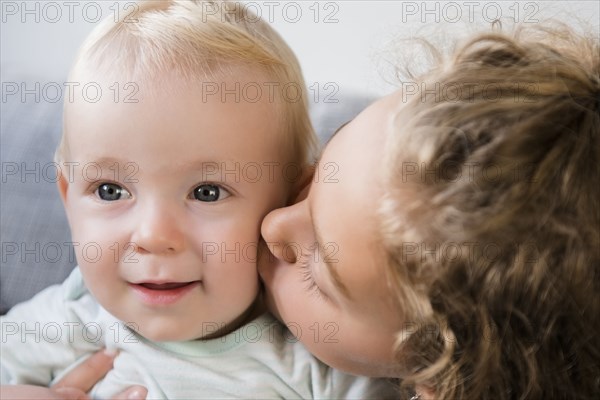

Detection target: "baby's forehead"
[63, 71, 286, 154]
[69, 60, 279, 97]
[60, 61, 298, 167]
[64, 63, 284, 125]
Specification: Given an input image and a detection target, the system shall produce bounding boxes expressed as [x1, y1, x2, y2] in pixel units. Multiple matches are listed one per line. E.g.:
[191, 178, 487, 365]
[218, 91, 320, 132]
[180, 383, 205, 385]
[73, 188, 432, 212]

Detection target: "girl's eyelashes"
[95, 182, 132, 201]
[191, 183, 231, 202]
[297, 244, 329, 302]
[299, 259, 319, 294]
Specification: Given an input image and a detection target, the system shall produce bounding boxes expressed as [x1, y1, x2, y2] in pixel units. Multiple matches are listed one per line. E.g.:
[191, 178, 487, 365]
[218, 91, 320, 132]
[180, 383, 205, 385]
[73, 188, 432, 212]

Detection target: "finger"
[1, 385, 70, 400]
[52, 348, 118, 392]
[53, 387, 92, 400]
[111, 385, 148, 400]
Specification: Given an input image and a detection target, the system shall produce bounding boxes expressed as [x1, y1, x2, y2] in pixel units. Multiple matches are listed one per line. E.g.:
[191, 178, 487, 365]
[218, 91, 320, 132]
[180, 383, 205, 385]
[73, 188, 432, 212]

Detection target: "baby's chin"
[260, 285, 282, 322]
[256, 263, 281, 322]
[104, 308, 202, 342]
[127, 320, 204, 342]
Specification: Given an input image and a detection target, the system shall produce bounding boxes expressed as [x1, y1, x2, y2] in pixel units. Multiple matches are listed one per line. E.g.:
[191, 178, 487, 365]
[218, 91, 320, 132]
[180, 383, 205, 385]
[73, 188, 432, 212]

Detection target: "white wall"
[2, 1, 599, 97]
[265, 0, 599, 96]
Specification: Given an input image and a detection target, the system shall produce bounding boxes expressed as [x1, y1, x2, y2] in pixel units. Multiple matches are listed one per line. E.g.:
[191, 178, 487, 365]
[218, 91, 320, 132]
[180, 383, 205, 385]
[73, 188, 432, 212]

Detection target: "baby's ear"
[57, 166, 69, 205]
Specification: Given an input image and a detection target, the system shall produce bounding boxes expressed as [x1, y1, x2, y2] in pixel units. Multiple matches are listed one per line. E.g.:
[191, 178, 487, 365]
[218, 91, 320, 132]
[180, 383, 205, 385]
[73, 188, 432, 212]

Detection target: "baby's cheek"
[255, 177, 292, 214]
[227, 221, 263, 259]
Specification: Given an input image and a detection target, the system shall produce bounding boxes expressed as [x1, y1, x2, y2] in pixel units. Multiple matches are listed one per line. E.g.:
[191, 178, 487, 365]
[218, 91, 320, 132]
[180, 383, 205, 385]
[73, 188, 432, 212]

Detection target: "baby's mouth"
[138, 282, 197, 290]
[130, 281, 201, 306]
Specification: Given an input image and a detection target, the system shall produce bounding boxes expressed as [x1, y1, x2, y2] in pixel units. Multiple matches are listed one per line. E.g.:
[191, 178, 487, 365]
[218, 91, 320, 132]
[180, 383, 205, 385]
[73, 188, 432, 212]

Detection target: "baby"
[0, 1, 393, 398]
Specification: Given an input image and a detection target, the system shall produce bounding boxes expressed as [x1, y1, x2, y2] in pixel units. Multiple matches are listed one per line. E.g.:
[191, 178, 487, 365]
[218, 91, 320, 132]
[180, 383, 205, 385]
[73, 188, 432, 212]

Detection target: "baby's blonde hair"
[57, 0, 317, 166]
[380, 23, 599, 399]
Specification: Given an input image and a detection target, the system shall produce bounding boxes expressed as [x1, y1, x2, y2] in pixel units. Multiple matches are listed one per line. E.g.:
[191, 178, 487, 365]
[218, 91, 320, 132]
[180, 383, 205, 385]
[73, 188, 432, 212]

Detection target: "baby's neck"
[199, 295, 266, 341]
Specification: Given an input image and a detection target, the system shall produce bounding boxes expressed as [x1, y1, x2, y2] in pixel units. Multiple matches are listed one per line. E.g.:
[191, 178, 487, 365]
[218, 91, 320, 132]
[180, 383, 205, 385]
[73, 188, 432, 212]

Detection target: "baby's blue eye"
[96, 183, 131, 201]
[193, 184, 229, 202]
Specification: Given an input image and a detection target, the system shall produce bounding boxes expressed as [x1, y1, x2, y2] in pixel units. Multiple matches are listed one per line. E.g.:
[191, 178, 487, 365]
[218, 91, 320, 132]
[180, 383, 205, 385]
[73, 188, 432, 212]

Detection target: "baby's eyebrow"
[75, 157, 133, 174]
[85, 157, 125, 166]
[176, 160, 228, 171]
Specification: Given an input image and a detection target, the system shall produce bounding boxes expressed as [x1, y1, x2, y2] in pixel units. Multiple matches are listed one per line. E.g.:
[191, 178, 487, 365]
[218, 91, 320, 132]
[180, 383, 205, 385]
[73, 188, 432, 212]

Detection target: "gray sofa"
[0, 78, 374, 314]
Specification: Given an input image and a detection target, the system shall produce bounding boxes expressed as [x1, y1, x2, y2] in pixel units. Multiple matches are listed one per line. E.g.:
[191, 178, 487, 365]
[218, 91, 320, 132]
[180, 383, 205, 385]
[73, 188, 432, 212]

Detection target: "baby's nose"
[131, 203, 185, 255]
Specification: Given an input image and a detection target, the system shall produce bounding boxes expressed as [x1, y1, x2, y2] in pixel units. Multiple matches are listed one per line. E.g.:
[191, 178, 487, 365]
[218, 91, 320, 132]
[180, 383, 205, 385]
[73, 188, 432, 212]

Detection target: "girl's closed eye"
[298, 244, 329, 302]
[95, 182, 132, 201]
[190, 183, 231, 202]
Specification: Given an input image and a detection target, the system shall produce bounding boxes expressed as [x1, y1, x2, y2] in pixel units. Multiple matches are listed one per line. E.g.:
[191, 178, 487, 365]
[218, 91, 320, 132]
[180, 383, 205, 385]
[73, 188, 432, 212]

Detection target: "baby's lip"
[129, 281, 201, 306]
[131, 281, 201, 290]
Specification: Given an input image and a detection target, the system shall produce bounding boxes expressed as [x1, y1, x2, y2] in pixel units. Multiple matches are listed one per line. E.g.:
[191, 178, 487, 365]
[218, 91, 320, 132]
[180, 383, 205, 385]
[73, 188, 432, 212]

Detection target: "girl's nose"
[261, 200, 308, 264]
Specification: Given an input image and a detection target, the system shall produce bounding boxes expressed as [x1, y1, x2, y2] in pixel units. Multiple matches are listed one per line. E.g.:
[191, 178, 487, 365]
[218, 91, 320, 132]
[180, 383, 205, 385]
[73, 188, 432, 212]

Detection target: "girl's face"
[259, 94, 404, 377]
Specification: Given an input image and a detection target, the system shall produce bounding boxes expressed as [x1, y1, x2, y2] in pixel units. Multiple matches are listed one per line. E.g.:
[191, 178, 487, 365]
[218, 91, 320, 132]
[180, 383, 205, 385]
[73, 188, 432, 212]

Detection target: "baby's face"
[59, 74, 290, 341]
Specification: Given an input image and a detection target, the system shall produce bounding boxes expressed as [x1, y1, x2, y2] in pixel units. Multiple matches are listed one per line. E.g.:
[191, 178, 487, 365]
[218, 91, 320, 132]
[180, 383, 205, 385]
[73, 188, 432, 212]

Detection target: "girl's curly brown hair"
[379, 22, 600, 399]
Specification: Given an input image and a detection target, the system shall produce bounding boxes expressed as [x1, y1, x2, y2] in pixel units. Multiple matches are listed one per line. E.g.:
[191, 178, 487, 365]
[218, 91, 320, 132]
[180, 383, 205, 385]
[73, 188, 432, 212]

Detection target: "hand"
[53, 348, 147, 399]
[0, 349, 147, 399]
[1, 384, 90, 400]
[0, 385, 146, 400]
